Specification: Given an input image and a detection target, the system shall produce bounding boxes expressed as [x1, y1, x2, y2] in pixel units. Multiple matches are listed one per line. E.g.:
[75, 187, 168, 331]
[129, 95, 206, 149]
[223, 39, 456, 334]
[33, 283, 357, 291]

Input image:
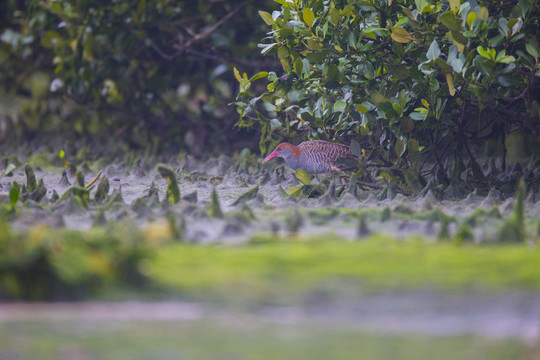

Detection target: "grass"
[0, 319, 532, 360]
[146, 234, 540, 303]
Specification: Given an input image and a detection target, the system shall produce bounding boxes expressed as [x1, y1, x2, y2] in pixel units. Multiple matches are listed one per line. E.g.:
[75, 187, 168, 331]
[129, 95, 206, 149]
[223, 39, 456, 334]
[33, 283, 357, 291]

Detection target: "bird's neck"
[287, 144, 301, 157]
[284, 154, 300, 169]
[281, 145, 301, 169]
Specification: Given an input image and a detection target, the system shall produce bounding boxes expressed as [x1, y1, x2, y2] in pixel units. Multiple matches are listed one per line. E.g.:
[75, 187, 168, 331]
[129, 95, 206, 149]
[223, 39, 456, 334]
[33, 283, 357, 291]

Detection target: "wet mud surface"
[1, 154, 539, 244]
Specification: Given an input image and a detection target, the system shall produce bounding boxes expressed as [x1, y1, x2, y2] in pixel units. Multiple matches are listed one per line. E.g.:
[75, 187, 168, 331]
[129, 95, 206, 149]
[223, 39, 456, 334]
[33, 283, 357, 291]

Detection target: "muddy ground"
[1, 154, 539, 242]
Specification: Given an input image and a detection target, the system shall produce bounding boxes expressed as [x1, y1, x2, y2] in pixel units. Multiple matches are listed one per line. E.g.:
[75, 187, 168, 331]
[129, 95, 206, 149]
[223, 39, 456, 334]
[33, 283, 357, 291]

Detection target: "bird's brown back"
[298, 140, 356, 165]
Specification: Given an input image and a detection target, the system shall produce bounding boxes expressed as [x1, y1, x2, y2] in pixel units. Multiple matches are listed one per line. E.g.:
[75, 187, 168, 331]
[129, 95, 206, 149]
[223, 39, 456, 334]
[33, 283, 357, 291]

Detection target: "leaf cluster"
[235, 0, 540, 192]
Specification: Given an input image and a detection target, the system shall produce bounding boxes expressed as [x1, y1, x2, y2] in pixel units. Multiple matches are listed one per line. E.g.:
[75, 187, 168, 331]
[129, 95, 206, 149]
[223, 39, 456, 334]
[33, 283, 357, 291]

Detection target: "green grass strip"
[147, 234, 540, 301]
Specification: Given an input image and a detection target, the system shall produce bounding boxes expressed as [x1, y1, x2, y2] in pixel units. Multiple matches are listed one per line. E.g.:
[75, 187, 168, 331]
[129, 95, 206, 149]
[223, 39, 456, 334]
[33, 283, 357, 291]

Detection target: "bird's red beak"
[262, 151, 278, 163]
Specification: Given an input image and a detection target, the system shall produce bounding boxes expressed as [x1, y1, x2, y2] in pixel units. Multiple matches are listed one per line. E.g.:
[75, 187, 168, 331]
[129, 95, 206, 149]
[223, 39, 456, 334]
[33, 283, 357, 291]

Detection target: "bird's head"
[262, 142, 299, 163]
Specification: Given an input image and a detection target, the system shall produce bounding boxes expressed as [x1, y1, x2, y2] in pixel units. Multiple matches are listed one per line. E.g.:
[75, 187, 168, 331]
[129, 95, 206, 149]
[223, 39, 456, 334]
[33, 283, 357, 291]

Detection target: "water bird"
[262, 140, 357, 175]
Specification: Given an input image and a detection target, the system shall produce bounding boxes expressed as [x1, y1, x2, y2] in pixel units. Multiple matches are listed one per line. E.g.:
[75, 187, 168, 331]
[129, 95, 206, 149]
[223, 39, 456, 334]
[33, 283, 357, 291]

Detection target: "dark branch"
[173, 0, 254, 53]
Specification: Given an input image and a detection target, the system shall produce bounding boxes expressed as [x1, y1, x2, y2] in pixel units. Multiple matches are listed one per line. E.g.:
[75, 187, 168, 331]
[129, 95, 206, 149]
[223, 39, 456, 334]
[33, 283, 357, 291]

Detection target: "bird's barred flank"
[262, 140, 357, 175]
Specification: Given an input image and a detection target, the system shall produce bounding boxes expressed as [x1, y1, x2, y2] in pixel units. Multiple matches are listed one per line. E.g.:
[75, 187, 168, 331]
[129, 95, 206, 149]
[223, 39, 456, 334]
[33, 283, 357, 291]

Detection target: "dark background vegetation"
[0, 0, 277, 154]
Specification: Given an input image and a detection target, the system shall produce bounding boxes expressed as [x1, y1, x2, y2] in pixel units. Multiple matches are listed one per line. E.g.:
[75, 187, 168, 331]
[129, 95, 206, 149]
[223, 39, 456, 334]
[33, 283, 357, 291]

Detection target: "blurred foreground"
[1, 294, 538, 360]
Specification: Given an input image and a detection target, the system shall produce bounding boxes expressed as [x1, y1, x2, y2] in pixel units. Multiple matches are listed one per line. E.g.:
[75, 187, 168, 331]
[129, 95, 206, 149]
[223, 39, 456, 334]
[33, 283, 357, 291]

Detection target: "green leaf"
[357, 104, 368, 113]
[476, 46, 490, 59]
[401, 6, 415, 19]
[498, 18, 509, 35]
[157, 164, 180, 205]
[307, 39, 322, 50]
[302, 58, 310, 77]
[410, 112, 427, 121]
[363, 27, 389, 39]
[408, 138, 420, 153]
[330, 8, 341, 24]
[4, 163, 15, 176]
[233, 67, 242, 83]
[391, 27, 412, 43]
[24, 163, 37, 193]
[434, 58, 453, 72]
[498, 74, 523, 87]
[301, 111, 315, 123]
[419, 4, 436, 14]
[260, 43, 278, 55]
[489, 34, 505, 47]
[333, 100, 347, 113]
[249, 71, 269, 82]
[379, 172, 393, 183]
[477, 6, 489, 20]
[208, 188, 223, 218]
[350, 139, 363, 157]
[306, 51, 327, 62]
[94, 177, 110, 204]
[294, 57, 303, 76]
[370, 92, 386, 106]
[259, 11, 275, 26]
[269, 118, 282, 129]
[285, 185, 302, 197]
[267, 81, 277, 92]
[303, 8, 315, 28]
[231, 185, 259, 206]
[446, 73, 456, 96]
[449, 0, 460, 12]
[327, 64, 339, 80]
[341, 4, 354, 16]
[9, 183, 20, 208]
[446, 31, 467, 51]
[40, 31, 62, 49]
[508, 18, 523, 35]
[394, 139, 405, 157]
[277, 47, 289, 59]
[440, 12, 461, 32]
[295, 169, 313, 185]
[449, 56, 464, 73]
[496, 55, 516, 64]
[466, 12, 476, 27]
[525, 43, 539, 59]
[475, 56, 493, 75]
[426, 40, 441, 60]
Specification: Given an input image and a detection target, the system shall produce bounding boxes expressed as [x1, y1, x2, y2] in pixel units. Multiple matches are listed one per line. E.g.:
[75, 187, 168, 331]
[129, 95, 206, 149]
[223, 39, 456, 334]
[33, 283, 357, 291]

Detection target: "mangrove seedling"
[208, 188, 223, 219]
[24, 163, 37, 193]
[157, 164, 180, 205]
[94, 177, 110, 204]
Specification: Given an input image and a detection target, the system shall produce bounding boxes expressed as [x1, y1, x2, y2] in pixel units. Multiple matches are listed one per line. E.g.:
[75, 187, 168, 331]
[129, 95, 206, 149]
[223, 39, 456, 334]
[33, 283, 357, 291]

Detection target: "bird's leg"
[330, 165, 348, 187]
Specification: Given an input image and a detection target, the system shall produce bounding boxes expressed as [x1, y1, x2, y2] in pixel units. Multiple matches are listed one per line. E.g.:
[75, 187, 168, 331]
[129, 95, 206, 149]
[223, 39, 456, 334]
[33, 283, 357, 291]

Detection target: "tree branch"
[173, 0, 253, 53]
[184, 48, 277, 69]
[501, 85, 529, 102]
